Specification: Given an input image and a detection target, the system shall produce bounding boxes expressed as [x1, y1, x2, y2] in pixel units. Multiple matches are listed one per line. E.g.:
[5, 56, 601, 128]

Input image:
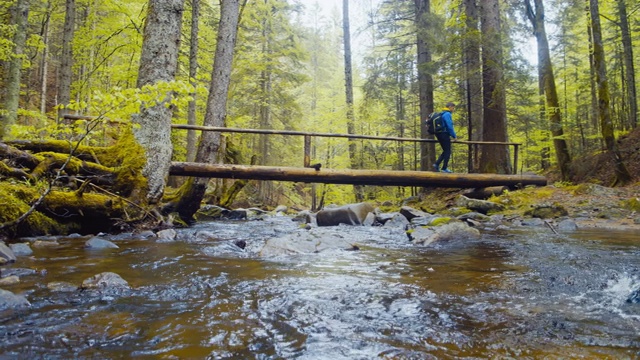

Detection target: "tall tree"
[0, 0, 29, 140]
[186, 0, 200, 162]
[57, 0, 75, 121]
[479, 0, 510, 174]
[463, 0, 482, 172]
[615, 0, 637, 129]
[132, 0, 185, 203]
[525, 0, 572, 181]
[415, 0, 435, 172]
[588, 0, 632, 186]
[342, 0, 363, 202]
[174, 0, 242, 222]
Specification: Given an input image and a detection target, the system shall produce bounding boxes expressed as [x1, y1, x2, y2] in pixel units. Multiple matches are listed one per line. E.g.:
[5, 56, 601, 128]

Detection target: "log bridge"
[169, 124, 547, 189]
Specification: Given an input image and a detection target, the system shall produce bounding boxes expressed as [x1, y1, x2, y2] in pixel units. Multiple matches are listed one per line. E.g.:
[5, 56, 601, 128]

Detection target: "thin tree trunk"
[415, 0, 435, 172]
[132, 0, 185, 203]
[186, 0, 200, 162]
[57, 0, 75, 122]
[616, 0, 637, 129]
[40, 3, 51, 115]
[174, 0, 241, 222]
[525, 0, 572, 181]
[588, 0, 632, 186]
[479, 0, 510, 174]
[342, 0, 363, 201]
[463, 0, 482, 172]
[1, 0, 29, 140]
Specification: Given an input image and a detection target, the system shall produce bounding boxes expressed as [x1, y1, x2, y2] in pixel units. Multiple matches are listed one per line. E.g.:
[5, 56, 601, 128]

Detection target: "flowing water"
[1, 217, 639, 359]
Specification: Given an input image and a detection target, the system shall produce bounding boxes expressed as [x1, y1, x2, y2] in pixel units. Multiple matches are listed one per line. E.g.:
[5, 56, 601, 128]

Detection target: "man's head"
[446, 102, 456, 111]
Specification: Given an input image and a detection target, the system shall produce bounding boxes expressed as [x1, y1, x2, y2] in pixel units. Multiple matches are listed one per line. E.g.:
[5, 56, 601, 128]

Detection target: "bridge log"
[169, 162, 547, 188]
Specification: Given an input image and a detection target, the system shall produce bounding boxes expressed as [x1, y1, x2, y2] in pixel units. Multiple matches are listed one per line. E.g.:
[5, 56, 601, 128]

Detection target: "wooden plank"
[169, 162, 547, 188]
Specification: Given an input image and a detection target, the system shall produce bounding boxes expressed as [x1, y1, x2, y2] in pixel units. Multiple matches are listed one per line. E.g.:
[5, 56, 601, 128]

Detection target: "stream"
[1, 216, 639, 359]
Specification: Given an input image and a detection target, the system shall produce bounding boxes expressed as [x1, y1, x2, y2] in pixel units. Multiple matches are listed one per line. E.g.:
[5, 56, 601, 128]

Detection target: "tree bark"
[132, 0, 185, 204]
[616, 0, 637, 129]
[174, 0, 241, 222]
[1, 0, 29, 140]
[169, 162, 548, 188]
[414, 0, 435, 172]
[186, 0, 200, 162]
[463, 0, 482, 172]
[40, 2, 52, 115]
[588, 0, 632, 186]
[479, 0, 511, 174]
[525, 0, 572, 181]
[342, 0, 363, 202]
[57, 0, 75, 121]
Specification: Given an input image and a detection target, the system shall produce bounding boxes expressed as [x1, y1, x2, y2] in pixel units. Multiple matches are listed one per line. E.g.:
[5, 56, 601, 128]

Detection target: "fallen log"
[169, 162, 548, 188]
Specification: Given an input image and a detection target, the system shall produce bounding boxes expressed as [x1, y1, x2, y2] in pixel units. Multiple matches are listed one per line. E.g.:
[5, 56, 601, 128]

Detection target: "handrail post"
[513, 144, 519, 174]
[304, 135, 311, 168]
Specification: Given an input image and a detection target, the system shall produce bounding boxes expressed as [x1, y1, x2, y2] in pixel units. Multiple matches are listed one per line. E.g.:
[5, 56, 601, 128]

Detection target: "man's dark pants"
[435, 132, 452, 170]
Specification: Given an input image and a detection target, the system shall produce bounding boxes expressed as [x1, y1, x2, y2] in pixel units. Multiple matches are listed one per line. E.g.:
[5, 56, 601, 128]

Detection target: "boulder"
[260, 230, 357, 256]
[524, 203, 568, 219]
[409, 222, 481, 246]
[9, 243, 33, 256]
[399, 206, 431, 221]
[81, 272, 129, 289]
[384, 213, 410, 228]
[85, 237, 119, 249]
[455, 195, 505, 214]
[0, 242, 17, 264]
[0, 289, 30, 310]
[316, 202, 374, 227]
[156, 228, 177, 242]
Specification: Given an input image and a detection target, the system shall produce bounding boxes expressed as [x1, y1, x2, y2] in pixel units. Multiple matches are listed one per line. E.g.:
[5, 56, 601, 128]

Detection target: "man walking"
[432, 102, 457, 173]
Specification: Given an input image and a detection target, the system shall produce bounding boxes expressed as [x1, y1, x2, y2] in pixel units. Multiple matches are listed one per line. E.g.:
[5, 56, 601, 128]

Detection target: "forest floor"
[423, 126, 640, 231]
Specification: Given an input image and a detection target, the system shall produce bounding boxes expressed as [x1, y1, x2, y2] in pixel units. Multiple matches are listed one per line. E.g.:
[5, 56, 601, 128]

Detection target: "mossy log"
[0, 134, 151, 239]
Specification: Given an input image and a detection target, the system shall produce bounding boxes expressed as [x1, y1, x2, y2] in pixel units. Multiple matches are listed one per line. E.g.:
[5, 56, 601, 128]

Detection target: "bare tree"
[132, 0, 185, 203]
[186, 0, 201, 162]
[615, 0, 637, 129]
[525, 0, 572, 181]
[463, 0, 482, 172]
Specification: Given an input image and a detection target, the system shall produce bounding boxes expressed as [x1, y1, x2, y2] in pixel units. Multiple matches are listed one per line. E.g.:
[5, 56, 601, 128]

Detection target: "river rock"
[627, 289, 640, 303]
[399, 206, 431, 221]
[384, 213, 410, 228]
[0, 275, 20, 286]
[81, 272, 129, 289]
[0, 289, 30, 310]
[47, 281, 78, 292]
[85, 237, 119, 249]
[156, 228, 177, 242]
[32, 240, 59, 248]
[409, 222, 481, 246]
[524, 203, 569, 219]
[316, 202, 374, 227]
[0, 242, 16, 264]
[455, 195, 505, 214]
[260, 229, 357, 256]
[557, 219, 578, 231]
[9, 243, 33, 256]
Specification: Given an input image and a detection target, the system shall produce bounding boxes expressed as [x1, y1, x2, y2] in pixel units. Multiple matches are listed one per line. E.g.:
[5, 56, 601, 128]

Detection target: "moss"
[622, 197, 640, 212]
[105, 129, 148, 200]
[0, 184, 69, 237]
[429, 217, 453, 226]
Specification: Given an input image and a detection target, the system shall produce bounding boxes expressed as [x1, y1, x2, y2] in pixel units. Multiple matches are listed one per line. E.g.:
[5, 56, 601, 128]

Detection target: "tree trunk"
[479, 0, 511, 174]
[0, 0, 29, 140]
[132, 0, 185, 203]
[57, 0, 75, 121]
[588, 0, 632, 186]
[463, 0, 482, 172]
[40, 2, 52, 115]
[342, 0, 363, 202]
[174, 0, 241, 222]
[186, 0, 200, 162]
[616, 0, 637, 129]
[525, 0, 572, 181]
[415, 0, 435, 171]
